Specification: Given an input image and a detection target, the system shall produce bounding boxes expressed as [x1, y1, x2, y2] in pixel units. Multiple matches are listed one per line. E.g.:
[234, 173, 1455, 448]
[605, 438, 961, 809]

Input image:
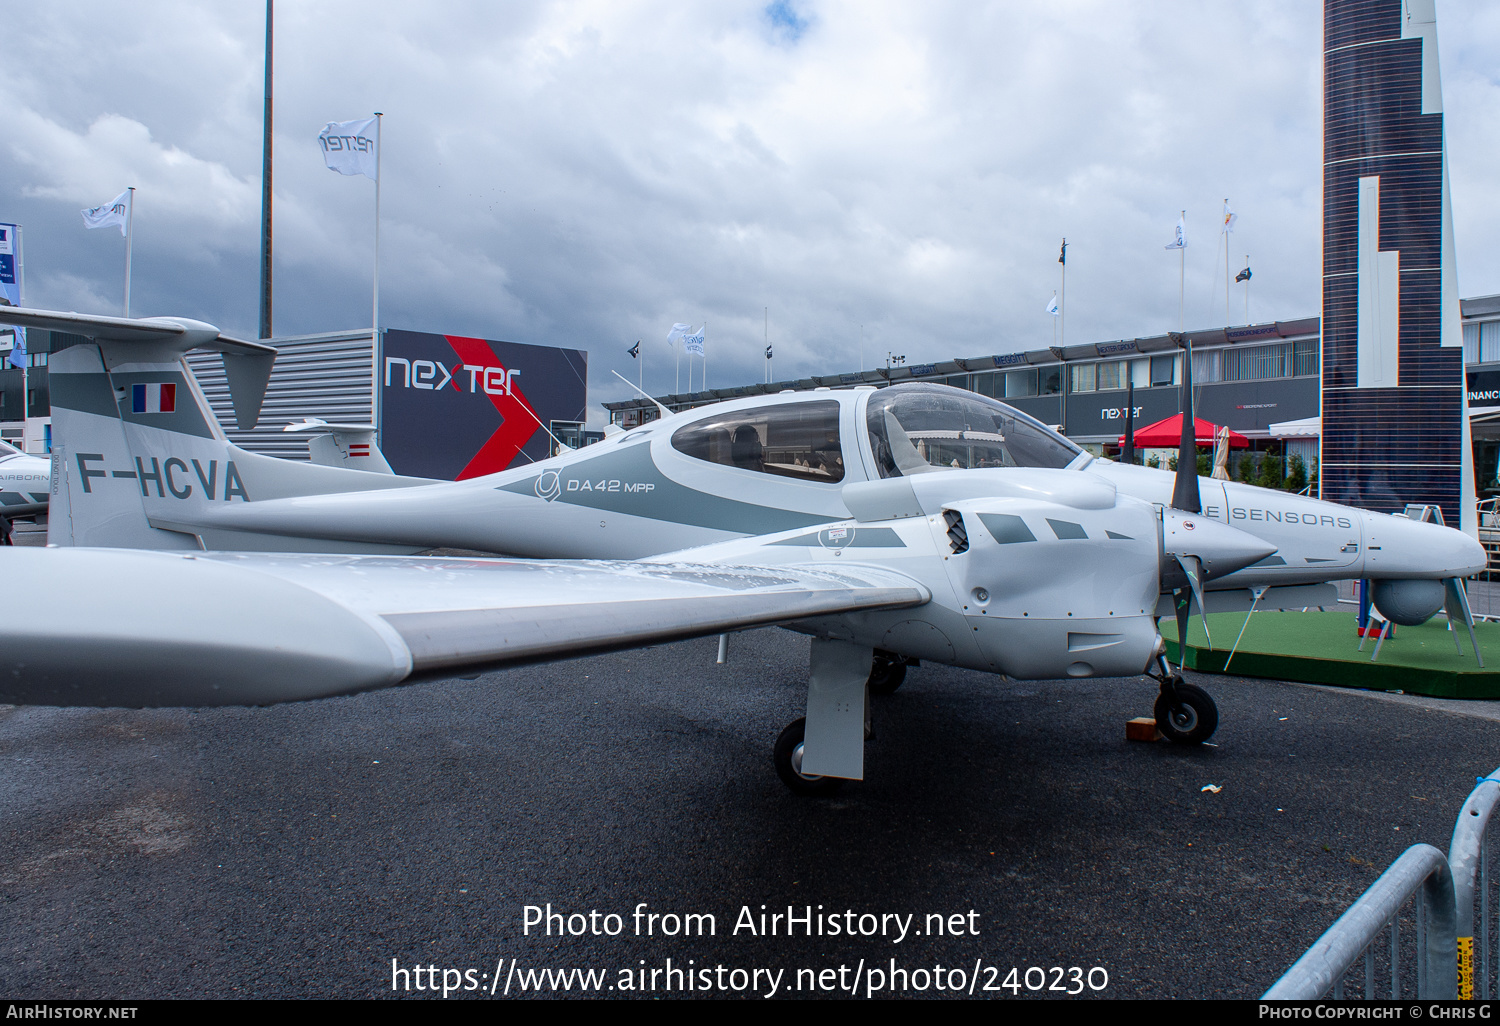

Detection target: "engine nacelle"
[939, 495, 1163, 679]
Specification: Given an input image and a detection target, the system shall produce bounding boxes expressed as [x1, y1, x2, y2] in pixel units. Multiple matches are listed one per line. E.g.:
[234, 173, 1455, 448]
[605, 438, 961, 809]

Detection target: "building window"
[1070, 363, 1096, 393]
[1095, 361, 1125, 390]
[1466, 323, 1480, 363]
[1482, 322, 1500, 364]
[1224, 342, 1290, 381]
[1293, 340, 1319, 376]
[1191, 350, 1221, 384]
[1004, 369, 1038, 397]
[1039, 366, 1062, 394]
[944, 374, 968, 391]
[1150, 354, 1177, 387]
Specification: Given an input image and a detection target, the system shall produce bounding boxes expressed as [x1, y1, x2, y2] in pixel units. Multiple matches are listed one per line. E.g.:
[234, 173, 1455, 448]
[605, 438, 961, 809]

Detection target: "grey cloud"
[0, 1, 1496, 420]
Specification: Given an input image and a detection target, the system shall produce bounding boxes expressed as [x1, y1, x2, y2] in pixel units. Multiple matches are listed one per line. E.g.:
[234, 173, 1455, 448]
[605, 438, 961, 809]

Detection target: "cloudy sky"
[4, 1, 1500, 418]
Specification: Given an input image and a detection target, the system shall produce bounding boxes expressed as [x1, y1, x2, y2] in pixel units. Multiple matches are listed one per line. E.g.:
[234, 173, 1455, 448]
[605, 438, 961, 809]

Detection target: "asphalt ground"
[3, 626, 1500, 1001]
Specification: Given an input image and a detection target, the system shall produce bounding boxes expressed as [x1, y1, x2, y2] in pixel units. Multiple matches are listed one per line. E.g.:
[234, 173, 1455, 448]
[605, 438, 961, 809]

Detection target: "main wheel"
[867, 652, 907, 696]
[1153, 683, 1218, 744]
[773, 717, 843, 796]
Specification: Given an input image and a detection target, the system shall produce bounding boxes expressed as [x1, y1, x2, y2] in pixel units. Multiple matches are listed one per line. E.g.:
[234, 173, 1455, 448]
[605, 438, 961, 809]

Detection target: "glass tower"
[1321, 0, 1472, 529]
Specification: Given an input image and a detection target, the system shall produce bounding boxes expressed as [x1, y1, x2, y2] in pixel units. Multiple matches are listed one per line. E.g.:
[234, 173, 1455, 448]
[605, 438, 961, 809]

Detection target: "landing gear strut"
[1148, 656, 1218, 745]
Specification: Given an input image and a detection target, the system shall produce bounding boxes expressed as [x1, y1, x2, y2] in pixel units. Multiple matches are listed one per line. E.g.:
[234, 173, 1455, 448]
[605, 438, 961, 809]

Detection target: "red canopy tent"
[1117, 414, 1249, 448]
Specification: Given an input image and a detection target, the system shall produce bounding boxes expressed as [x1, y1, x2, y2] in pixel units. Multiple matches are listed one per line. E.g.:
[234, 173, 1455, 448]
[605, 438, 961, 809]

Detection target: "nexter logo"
[384, 358, 522, 395]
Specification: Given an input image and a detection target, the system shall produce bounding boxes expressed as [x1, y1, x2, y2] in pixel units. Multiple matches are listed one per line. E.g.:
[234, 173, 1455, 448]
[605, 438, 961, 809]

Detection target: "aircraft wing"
[0, 548, 929, 707]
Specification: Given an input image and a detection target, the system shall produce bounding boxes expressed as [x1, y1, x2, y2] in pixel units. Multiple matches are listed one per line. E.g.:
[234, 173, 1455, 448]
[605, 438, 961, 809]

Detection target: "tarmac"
[4, 620, 1500, 999]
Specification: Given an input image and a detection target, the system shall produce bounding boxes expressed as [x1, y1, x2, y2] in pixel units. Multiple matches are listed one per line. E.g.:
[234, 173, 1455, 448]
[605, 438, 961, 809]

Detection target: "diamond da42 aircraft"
[0, 306, 1485, 793]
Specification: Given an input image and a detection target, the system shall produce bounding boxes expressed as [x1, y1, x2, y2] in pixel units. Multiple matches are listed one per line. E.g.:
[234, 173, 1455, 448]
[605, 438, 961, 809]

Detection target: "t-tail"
[1, 307, 429, 552]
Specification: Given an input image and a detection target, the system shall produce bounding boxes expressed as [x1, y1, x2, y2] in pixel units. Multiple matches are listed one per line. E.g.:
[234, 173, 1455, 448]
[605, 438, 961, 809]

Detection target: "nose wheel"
[773, 717, 844, 797]
[1152, 676, 1218, 745]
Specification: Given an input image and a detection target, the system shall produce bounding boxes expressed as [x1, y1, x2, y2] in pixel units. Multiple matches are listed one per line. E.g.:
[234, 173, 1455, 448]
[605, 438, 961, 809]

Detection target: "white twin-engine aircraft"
[0, 307, 1485, 794]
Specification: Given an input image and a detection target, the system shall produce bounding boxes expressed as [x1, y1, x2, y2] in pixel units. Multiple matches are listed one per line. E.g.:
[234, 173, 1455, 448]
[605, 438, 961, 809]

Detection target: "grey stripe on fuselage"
[49, 371, 120, 419]
[51, 368, 217, 439]
[110, 371, 217, 439]
[769, 527, 906, 548]
[499, 439, 832, 534]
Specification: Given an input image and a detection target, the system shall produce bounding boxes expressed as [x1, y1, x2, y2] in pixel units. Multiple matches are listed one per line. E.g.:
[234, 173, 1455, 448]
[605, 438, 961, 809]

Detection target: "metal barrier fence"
[1263, 845, 1455, 999]
[1264, 767, 1500, 999]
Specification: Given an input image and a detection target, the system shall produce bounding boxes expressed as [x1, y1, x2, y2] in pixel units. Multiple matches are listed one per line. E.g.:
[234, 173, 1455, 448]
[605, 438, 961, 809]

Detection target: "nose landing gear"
[1148, 656, 1218, 745]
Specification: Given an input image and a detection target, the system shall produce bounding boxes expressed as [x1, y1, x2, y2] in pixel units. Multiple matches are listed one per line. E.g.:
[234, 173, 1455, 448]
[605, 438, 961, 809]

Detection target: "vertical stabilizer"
[47, 343, 200, 549]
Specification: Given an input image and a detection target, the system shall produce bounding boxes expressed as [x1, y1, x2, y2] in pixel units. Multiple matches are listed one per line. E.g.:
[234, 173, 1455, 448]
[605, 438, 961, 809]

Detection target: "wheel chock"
[1126, 717, 1161, 742]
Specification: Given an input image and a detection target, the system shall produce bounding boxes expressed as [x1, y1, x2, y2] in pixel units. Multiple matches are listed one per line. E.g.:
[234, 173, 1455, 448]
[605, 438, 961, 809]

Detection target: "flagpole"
[1059, 238, 1067, 349]
[1245, 253, 1251, 323]
[259, 0, 274, 339]
[371, 112, 382, 440]
[17, 224, 26, 428]
[122, 187, 136, 317]
[1177, 210, 1185, 332]
[639, 342, 644, 393]
[1224, 202, 1231, 325]
[764, 307, 769, 385]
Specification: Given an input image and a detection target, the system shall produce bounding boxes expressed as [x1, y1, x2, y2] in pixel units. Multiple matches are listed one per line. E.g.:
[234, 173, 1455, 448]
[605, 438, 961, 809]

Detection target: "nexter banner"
[380, 328, 588, 480]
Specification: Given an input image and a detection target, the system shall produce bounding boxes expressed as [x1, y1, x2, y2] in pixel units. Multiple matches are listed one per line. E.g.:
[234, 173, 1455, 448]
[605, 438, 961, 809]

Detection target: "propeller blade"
[1170, 332, 1201, 513]
[1175, 553, 1211, 646]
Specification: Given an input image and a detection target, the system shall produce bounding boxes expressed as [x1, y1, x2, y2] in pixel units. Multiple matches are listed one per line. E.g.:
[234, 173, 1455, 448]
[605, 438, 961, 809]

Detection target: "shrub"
[1257, 453, 1284, 490]
[1286, 453, 1308, 493]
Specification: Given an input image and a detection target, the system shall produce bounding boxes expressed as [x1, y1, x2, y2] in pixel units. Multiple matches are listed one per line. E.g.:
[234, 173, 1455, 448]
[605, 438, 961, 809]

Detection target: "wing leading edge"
[0, 548, 928, 707]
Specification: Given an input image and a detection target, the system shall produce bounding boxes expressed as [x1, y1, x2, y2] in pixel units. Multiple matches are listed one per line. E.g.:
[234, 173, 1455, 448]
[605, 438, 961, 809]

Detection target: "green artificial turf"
[1162, 609, 1500, 698]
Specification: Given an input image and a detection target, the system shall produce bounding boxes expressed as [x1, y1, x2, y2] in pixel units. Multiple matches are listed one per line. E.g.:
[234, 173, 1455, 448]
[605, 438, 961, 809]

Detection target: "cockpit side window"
[0, 438, 19, 458]
[671, 401, 845, 483]
[865, 384, 1080, 478]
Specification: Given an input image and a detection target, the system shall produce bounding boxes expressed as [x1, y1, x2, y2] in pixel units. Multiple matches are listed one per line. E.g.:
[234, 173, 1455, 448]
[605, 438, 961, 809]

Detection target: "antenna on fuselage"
[611, 370, 674, 422]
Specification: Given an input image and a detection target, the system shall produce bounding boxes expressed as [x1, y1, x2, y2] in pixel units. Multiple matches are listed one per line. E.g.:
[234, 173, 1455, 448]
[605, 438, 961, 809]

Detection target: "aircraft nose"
[1363, 511, 1487, 578]
[1161, 509, 1278, 582]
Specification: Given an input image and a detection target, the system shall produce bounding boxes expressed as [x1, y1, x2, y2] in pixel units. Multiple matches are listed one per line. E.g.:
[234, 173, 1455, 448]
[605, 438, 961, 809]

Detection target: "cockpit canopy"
[671, 399, 845, 483]
[865, 383, 1081, 478]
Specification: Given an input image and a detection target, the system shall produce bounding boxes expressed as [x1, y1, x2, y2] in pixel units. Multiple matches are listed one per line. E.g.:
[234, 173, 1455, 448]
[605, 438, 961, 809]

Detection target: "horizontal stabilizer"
[0, 548, 930, 707]
[0, 306, 274, 429]
[284, 420, 393, 475]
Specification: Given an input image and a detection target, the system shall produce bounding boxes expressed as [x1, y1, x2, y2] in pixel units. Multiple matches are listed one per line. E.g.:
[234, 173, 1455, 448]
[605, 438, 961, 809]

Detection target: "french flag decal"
[132, 383, 176, 414]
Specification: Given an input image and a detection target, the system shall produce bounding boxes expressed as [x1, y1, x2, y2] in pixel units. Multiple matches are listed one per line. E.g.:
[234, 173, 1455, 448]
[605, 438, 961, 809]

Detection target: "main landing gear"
[1147, 655, 1218, 745]
[773, 717, 844, 797]
[866, 649, 910, 696]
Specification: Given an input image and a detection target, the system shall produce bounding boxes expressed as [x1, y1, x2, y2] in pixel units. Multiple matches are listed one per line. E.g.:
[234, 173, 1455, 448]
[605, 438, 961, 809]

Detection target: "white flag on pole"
[1164, 215, 1186, 250]
[1046, 292, 1059, 316]
[682, 325, 705, 356]
[1221, 200, 1237, 234]
[666, 322, 691, 347]
[81, 190, 132, 236]
[319, 117, 379, 180]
